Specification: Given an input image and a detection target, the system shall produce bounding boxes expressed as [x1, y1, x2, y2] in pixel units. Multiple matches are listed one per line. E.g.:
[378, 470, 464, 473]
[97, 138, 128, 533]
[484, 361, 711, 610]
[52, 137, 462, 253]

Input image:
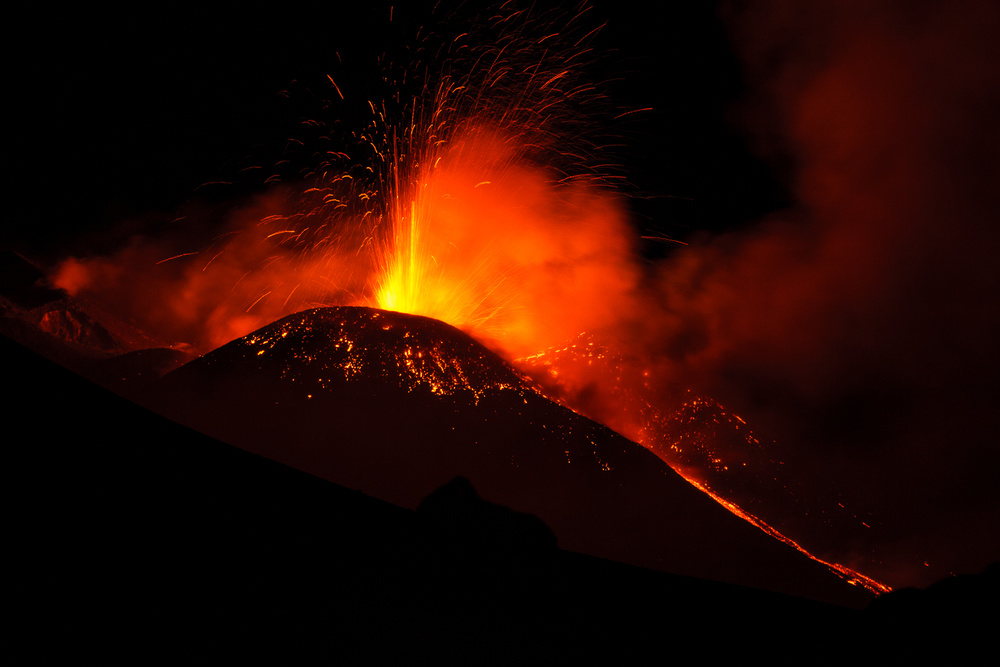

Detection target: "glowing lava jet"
[370, 126, 638, 360]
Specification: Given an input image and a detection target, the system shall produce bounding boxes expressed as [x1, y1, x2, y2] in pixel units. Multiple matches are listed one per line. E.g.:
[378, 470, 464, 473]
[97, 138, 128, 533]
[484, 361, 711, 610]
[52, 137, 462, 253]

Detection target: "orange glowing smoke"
[49, 189, 381, 352]
[48, 3, 640, 361]
[349, 2, 640, 357]
[371, 126, 640, 358]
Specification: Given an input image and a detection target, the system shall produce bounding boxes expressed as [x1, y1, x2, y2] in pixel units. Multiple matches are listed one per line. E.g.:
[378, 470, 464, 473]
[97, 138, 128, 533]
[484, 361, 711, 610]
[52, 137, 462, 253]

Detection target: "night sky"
[10, 1, 774, 255]
[8, 1, 999, 589]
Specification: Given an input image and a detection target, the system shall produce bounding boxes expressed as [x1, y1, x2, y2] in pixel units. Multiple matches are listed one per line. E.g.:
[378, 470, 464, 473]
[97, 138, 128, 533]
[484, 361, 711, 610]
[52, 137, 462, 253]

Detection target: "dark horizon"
[13, 326, 991, 659]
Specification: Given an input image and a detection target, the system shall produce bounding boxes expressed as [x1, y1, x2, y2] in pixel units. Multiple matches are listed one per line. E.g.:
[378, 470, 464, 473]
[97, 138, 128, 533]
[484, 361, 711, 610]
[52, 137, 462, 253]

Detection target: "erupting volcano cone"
[146, 306, 873, 607]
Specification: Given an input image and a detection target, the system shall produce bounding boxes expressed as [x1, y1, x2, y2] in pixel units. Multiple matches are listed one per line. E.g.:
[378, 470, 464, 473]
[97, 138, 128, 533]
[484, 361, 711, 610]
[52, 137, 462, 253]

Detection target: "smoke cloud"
[50, 190, 377, 352]
[374, 124, 643, 359]
[631, 0, 1000, 587]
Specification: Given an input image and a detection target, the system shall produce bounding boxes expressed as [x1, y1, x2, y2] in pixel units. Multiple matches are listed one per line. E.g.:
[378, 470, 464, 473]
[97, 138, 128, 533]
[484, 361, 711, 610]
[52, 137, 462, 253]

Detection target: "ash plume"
[630, 0, 1000, 587]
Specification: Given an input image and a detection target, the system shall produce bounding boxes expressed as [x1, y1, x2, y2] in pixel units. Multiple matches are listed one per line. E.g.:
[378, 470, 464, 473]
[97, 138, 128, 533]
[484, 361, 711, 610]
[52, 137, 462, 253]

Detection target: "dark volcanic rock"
[146, 306, 874, 607]
[416, 475, 559, 553]
[6, 329, 871, 657]
[90, 346, 193, 393]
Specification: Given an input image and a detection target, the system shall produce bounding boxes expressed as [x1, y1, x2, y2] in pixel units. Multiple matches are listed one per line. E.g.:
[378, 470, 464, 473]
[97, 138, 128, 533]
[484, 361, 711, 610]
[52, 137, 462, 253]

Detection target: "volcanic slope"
[147, 306, 873, 607]
[517, 335, 885, 580]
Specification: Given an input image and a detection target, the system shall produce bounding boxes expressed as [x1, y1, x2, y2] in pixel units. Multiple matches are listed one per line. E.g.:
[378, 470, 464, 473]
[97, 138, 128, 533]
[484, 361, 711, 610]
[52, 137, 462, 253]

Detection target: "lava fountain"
[371, 126, 639, 358]
[355, 3, 638, 358]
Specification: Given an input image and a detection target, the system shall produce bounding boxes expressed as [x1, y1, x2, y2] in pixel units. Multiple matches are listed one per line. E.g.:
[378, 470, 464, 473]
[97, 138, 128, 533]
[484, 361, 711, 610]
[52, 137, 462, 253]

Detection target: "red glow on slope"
[678, 472, 890, 594]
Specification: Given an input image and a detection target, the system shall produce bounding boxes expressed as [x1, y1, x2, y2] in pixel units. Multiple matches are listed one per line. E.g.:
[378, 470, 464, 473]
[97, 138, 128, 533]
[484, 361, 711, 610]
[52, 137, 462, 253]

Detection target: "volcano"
[141, 305, 872, 607]
[6, 306, 994, 658]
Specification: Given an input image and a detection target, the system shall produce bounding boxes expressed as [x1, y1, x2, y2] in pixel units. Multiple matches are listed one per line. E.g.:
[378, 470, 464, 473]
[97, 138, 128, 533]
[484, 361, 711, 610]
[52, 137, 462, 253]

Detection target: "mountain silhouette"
[144, 306, 873, 607]
[8, 325, 996, 657]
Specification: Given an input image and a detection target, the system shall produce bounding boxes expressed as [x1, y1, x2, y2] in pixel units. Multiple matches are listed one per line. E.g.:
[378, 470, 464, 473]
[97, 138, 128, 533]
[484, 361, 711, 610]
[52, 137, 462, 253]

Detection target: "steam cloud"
[638, 0, 1000, 587]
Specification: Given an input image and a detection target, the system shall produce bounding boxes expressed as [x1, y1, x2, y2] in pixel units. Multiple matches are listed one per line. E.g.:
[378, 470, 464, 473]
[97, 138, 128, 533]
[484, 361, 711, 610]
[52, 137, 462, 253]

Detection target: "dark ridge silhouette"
[855, 562, 998, 660]
[415, 474, 559, 553]
[88, 346, 194, 391]
[8, 330, 995, 658]
[143, 306, 873, 607]
[6, 330, 868, 656]
[865, 562, 998, 629]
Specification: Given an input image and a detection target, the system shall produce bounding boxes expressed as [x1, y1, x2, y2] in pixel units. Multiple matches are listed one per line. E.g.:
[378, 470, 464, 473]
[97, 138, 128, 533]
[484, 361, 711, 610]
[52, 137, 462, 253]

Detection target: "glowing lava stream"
[677, 472, 891, 594]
